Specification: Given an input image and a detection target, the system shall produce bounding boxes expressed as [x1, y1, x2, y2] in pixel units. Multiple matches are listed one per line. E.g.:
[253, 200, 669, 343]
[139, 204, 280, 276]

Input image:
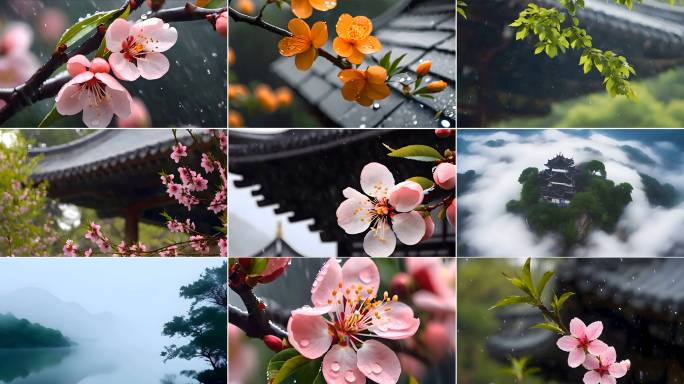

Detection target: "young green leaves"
[510, 2, 637, 100]
[490, 258, 574, 336]
[502, 356, 541, 383]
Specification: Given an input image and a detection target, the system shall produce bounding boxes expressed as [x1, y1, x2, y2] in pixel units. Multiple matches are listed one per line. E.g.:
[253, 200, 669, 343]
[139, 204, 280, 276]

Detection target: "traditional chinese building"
[488, 258, 684, 383]
[539, 154, 577, 206]
[28, 129, 223, 244]
[229, 129, 455, 256]
[271, 0, 455, 128]
[459, 0, 684, 126]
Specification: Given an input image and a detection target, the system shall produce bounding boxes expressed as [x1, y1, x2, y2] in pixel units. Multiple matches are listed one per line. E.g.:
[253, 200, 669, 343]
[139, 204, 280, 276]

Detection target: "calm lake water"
[0, 343, 204, 384]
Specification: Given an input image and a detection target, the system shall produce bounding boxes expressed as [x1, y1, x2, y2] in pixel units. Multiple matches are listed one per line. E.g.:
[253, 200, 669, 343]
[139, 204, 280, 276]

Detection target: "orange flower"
[237, 0, 255, 14]
[229, 110, 244, 127]
[228, 84, 248, 101]
[333, 14, 382, 65]
[291, 0, 337, 19]
[425, 80, 448, 93]
[254, 84, 279, 112]
[416, 60, 432, 76]
[278, 18, 328, 71]
[228, 47, 235, 67]
[338, 66, 390, 107]
[275, 87, 294, 107]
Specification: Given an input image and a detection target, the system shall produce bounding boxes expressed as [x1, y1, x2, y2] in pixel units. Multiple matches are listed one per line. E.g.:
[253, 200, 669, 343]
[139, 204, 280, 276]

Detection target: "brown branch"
[228, 6, 351, 70]
[228, 281, 288, 339]
[0, 1, 225, 125]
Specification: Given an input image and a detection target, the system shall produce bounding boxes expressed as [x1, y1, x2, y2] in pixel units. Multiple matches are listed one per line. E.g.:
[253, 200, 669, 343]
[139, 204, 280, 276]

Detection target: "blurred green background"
[1, 0, 227, 127]
[229, 0, 396, 127]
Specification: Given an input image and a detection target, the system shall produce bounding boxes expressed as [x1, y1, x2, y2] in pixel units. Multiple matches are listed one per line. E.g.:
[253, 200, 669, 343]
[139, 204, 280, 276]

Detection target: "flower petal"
[363, 223, 396, 257]
[322, 345, 365, 384]
[434, 163, 456, 190]
[585, 321, 603, 341]
[81, 94, 114, 128]
[364, 83, 390, 101]
[335, 13, 353, 39]
[570, 317, 587, 338]
[587, 339, 609, 356]
[366, 66, 388, 84]
[347, 48, 365, 65]
[600, 346, 617, 366]
[338, 69, 365, 83]
[109, 88, 133, 118]
[356, 340, 401, 384]
[392, 211, 426, 246]
[311, 258, 344, 307]
[369, 301, 420, 339]
[556, 336, 579, 352]
[287, 310, 333, 359]
[360, 162, 394, 199]
[355, 36, 381, 54]
[341, 257, 380, 301]
[288, 17, 311, 36]
[602, 375, 617, 384]
[108, 53, 140, 81]
[568, 347, 586, 368]
[137, 51, 170, 80]
[337, 196, 373, 234]
[105, 18, 130, 52]
[141, 21, 177, 52]
[66, 54, 90, 77]
[310, 0, 337, 11]
[333, 37, 354, 57]
[389, 181, 424, 212]
[583, 370, 601, 384]
[291, 0, 313, 19]
[342, 187, 365, 200]
[295, 47, 317, 71]
[341, 79, 365, 101]
[582, 353, 600, 370]
[278, 36, 309, 57]
[609, 360, 630, 378]
[55, 83, 84, 116]
[310, 21, 328, 49]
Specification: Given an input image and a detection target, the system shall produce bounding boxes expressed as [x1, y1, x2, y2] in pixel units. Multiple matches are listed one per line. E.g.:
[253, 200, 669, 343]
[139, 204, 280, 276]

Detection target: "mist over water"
[0, 258, 223, 384]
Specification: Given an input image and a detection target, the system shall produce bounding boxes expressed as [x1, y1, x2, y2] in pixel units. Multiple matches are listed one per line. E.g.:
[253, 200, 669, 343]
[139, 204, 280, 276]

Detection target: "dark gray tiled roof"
[271, 0, 455, 128]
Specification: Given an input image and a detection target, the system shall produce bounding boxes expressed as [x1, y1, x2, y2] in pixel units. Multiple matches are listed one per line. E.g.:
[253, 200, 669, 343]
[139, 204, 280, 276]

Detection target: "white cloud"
[459, 130, 684, 257]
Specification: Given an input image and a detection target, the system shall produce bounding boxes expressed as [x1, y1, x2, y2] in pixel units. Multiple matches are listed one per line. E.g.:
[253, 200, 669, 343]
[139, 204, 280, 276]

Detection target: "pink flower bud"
[421, 322, 450, 360]
[117, 97, 150, 128]
[433, 163, 455, 190]
[216, 12, 227, 38]
[434, 128, 454, 138]
[446, 200, 455, 227]
[90, 57, 110, 73]
[421, 214, 435, 241]
[262, 335, 285, 352]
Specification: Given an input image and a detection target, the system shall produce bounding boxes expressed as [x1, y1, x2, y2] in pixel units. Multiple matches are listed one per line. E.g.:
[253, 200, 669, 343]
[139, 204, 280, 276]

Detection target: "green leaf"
[557, 291, 575, 307]
[406, 176, 434, 190]
[387, 145, 443, 162]
[489, 295, 534, 310]
[531, 322, 565, 335]
[200, 0, 227, 7]
[535, 270, 554, 299]
[313, 371, 326, 384]
[38, 105, 63, 128]
[267, 349, 300, 379]
[521, 258, 533, 293]
[388, 53, 407, 76]
[379, 51, 391, 70]
[56, 10, 119, 49]
[272, 356, 310, 384]
[408, 375, 420, 384]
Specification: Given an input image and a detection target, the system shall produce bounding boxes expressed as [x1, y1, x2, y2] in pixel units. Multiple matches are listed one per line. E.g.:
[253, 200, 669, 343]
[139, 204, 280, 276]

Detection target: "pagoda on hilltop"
[539, 154, 577, 207]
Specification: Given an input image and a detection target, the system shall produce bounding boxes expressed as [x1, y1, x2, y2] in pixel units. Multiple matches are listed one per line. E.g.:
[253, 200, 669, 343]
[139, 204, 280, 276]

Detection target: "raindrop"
[344, 371, 356, 382]
[371, 363, 383, 374]
[359, 124, 366, 128]
[331, 362, 341, 372]
[300, 339, 310, 347]
[207, 69, 211, 75]
[211, 52, 218, 58]
[372, 103, 380, 110]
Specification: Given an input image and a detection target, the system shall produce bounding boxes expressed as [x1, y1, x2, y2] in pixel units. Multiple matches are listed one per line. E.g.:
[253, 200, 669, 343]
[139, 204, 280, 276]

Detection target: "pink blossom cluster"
[557, 318, 631, 384]
[55, 17, 178, 127]
[0, 23, 39, 109]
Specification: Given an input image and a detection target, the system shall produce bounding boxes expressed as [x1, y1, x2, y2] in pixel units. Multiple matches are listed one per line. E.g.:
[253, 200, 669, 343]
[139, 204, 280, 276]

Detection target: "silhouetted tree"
[162, 263, 227, 384]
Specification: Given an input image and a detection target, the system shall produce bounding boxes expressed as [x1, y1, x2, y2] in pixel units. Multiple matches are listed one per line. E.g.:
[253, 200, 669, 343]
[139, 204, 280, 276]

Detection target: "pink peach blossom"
[228, 324, 257, 384]
[446, 200, 455, 227]
[216, 11, 227, 37]
[63, 239, 78, 256]
[0, 23, 39, 89]
[420, 214, 434, 242]
[557, 318, 610, 368]
[433, 162, 455, 190]
[84, 248, 93, 257]
[38, 8, 68, 43]
[116, 96, 150, 127]
[288, 258, 419, 384]
[337, 163, 426, 257]
[582, 346, 630, 384]
[105, 17, 178, 81]
[170, 143, 187, 163]
[55, 55, 133, 128]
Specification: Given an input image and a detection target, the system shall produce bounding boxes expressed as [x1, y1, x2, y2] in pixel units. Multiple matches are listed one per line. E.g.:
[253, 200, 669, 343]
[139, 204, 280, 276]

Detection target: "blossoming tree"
[228, 257, 456, 384]
[336, 129, 455, 257]
[0, 0, 227, 128]
[228, 0, 449, 127]
[491, 258, 631, 384]
[63, 128, 227, 256]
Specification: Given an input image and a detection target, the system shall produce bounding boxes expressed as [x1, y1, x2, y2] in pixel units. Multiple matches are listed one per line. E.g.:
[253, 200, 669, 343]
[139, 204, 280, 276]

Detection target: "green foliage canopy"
[0, 313, 72, 349]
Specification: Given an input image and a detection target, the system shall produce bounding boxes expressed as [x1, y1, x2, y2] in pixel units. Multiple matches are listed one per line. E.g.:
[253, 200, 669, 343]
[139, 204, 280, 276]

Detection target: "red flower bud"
[262, 335, 285, 352]
[435, 129, 454, 138]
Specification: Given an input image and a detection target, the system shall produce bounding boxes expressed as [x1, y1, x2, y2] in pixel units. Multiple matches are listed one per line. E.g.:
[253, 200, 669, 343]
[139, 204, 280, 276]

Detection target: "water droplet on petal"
[331, 362, 341, 372]
[344, 371, 356, 382]
[300, 339, 310, 347]
[359, 270, 373, 284]
[372, 363, 383, 374]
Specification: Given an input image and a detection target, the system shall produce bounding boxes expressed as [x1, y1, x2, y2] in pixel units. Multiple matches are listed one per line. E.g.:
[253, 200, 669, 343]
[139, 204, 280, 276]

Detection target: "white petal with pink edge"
[81, 94, 114, 128]
[55, 83, 84, 115]
[341, 257, 379, 301]
[356, 340, 401, 384]
[141, 22, 178, 52]
[369, 301, 420, 340]
[336, 196, 373, 235]
[389, 181, 423, 212]
[322, 345, 366, 384]
[105, 18, 131, 52]
[286, 311, 332, 359]
[311, 258, 343, 307]
[363, 223, 396, 257]
[109, 53, 140, 81]
[137, 52, 170, 80]
[360, 162, 395, 199]
[392, 211, 426, 245]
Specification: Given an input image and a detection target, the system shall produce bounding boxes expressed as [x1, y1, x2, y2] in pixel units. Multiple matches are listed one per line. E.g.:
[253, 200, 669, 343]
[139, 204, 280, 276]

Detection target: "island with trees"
[506, 155, 634, 250]
[0, 313, 73, 349]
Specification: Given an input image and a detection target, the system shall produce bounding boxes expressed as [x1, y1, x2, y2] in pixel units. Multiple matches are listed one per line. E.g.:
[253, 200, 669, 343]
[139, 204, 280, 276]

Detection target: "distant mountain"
[0, 313, 72, 349]
[0, 288, 122, 343]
